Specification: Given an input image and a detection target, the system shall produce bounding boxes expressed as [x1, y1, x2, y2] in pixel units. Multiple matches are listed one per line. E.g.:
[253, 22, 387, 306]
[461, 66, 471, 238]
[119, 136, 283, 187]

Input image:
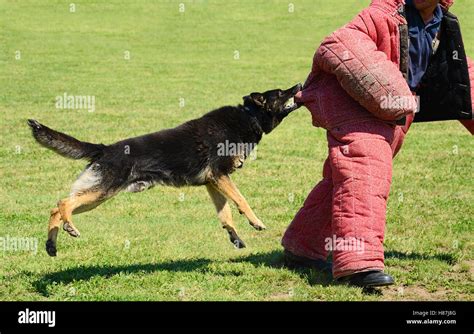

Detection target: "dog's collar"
[243, 105, 264, 135]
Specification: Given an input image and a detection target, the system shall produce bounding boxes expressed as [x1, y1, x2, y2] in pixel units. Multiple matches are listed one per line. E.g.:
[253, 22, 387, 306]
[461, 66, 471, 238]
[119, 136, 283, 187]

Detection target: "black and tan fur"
[28, 84, 302, 256]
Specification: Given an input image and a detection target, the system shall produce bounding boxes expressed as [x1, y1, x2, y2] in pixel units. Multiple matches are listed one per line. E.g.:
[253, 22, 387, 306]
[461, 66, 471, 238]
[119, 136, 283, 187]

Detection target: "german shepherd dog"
[28, 84, 302, 256]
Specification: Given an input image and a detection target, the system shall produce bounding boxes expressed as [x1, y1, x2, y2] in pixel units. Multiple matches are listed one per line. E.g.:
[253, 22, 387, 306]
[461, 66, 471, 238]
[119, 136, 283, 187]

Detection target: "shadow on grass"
[230, 250, 335, 287]
[32, 249, 456, 297]
[385, 250, 458, 265]
[232, 249, 458, 292]
[33, 258, 211, 297]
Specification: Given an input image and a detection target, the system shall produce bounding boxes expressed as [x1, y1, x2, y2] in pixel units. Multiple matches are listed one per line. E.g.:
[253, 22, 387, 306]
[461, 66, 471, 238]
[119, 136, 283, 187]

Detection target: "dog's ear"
[249, 93, 265, 107]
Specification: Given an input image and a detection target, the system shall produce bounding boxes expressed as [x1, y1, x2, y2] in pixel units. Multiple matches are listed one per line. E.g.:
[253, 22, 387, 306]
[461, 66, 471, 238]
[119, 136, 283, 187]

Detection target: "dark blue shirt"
[406, 0, 443, 90]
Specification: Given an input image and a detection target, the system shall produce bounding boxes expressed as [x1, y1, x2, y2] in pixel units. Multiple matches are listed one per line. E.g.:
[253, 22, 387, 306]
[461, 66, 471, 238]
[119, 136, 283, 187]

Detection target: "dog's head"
[243, 83, 302, 134]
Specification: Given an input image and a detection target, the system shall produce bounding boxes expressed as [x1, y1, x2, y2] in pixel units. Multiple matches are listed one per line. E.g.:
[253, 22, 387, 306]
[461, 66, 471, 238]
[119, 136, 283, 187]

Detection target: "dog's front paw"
[232, 239, 246, 249]
[227, 230, 246, 249]
[249, 219, 266, 231]
[63, 222, 80, 237]
[45, 240, 57, 257]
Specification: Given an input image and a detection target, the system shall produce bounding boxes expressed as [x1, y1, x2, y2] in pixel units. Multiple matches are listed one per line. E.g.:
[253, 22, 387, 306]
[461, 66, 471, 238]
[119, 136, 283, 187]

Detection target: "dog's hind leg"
[46, 207, 63, 257]
[59, 163, 110, 238]
[59, 197, 80, 239]
[46, 190, 109, 257]
[45, 163, 122, 256]
[206, 184, 246, 248]
[211, 175, 266, 231]
[58, 191, 107, 237]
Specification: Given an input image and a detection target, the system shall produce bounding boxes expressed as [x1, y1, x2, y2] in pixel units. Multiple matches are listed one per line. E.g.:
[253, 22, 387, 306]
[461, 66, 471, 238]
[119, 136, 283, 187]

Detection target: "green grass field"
[0, 0, 472, 301]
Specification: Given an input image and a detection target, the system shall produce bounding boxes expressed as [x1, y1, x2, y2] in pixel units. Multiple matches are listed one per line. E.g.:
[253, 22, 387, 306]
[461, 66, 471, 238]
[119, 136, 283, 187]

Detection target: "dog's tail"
[27, 119, 106, 161]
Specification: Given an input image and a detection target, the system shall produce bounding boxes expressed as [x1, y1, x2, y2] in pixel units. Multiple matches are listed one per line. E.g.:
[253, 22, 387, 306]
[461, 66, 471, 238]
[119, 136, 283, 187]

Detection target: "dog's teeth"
[285, 97, 294, 107]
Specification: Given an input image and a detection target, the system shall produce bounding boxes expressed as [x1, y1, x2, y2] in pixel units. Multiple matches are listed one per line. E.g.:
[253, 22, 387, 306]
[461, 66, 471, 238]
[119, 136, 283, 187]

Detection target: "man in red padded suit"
[282, 0, 474, 288]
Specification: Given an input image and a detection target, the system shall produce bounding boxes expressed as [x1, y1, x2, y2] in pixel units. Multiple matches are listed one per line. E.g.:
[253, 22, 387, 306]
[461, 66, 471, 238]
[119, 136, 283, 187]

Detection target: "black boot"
[337, 270, 394, 288]
[283, 250, 332, 274]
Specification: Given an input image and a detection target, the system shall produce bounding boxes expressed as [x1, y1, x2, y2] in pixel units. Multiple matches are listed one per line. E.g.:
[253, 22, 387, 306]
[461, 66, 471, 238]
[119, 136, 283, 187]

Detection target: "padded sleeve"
[314, 10, 417, 121]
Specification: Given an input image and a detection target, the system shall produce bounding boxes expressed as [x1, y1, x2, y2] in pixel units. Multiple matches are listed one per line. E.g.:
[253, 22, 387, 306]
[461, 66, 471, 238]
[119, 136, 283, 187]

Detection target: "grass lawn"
[0, 0, 472, 301]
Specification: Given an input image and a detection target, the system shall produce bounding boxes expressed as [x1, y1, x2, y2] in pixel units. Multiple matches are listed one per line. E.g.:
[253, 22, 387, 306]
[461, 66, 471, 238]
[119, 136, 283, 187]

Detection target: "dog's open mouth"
[282, 83, 303, 113]
[283, 97, 298, 112]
